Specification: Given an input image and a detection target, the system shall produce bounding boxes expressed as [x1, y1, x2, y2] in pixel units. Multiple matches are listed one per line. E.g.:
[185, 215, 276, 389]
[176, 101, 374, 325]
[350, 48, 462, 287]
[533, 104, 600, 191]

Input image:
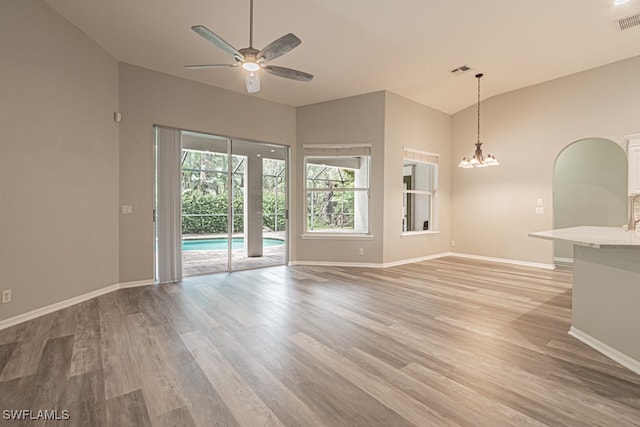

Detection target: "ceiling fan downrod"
[249, 0, 254, 48]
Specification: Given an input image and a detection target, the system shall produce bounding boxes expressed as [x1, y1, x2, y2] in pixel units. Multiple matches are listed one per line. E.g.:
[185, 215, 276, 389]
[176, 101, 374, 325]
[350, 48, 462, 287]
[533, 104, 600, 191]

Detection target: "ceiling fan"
[186, 0, 313, 93]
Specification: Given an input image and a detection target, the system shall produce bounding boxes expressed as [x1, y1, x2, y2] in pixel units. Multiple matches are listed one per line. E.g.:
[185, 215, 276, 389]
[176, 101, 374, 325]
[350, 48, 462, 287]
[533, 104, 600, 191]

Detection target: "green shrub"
[263, 191, 286, 231]
[181, 190, 244, 234]
[182, 188, 287, 235]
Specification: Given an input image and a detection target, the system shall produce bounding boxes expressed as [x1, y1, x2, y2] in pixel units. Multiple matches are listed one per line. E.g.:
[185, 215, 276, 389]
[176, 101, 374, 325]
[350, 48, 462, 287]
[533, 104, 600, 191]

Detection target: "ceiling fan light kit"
[459, 73, 499, 169]
[186, 0, 313, 93]
[242, 62, 260, 72]
[246, 72, 260, 93]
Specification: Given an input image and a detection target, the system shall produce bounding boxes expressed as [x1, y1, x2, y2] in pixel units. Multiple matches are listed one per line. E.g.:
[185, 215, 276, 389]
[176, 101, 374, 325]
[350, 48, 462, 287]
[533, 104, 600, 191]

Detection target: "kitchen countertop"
[529, 226, 640, 249]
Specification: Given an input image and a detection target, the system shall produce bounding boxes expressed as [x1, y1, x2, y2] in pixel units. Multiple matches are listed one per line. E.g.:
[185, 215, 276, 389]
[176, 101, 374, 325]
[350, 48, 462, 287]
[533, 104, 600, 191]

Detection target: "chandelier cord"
[476, 74, 481, 144]
[458, 72, 498, 168]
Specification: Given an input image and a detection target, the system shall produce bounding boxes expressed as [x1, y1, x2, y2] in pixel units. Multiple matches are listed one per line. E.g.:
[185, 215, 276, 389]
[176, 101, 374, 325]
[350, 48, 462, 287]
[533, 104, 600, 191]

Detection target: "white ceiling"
[44, 0, 640, 114]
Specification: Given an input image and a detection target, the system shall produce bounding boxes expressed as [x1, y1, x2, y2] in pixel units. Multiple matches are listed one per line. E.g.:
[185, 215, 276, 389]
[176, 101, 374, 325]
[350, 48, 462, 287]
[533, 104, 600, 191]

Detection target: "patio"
[182, 232, 286, 276]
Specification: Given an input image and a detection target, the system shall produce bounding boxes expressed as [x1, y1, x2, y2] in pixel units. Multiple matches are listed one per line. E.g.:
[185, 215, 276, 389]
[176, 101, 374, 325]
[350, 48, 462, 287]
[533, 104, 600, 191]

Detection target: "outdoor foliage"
[182, 190, 244, 234]
[181, 150, 286, 235]
[307, 190, 355, 230]
[263, 190, 286, 231]
[306, 164, 356, 230]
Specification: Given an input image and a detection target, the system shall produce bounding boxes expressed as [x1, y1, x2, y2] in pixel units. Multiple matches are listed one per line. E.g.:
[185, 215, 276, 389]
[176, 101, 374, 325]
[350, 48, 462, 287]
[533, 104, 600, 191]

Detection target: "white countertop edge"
[529, 226, 640, 248]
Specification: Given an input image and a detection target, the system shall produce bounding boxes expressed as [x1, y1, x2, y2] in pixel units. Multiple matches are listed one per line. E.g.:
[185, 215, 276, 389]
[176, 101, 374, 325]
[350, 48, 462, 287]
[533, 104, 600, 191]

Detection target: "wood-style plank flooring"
[1, 257, 639, 426]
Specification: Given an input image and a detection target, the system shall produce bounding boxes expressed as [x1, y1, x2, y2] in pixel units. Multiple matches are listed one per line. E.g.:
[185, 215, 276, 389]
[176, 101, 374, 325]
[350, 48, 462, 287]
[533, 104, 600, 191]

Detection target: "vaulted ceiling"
[45, 0, 640, 113]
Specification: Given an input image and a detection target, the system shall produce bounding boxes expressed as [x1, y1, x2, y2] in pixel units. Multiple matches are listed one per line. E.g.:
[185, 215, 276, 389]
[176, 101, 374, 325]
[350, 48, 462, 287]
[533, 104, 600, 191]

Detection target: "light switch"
[535, 207, 544, 215]
[121, 205, 133, 215]
[537, 198, 543, 206]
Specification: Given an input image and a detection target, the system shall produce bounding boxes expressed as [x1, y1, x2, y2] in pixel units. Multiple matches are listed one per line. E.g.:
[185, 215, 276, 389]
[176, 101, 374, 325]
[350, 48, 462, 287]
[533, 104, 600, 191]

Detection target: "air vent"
[451, 65, 471, 74]
[617, 13, 640, 31]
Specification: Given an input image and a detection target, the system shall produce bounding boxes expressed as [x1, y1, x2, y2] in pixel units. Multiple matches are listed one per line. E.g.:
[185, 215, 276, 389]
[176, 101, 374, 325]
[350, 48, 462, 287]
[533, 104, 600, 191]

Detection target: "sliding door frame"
[154, 124, 289, 280]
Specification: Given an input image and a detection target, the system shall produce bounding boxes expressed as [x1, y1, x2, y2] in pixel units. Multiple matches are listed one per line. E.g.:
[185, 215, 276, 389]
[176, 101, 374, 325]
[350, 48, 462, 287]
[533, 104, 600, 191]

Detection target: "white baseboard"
[290, 252, 554, 270]
[289, 252, 451, 268]
[119, 279, 156, 289]
[569, 326, 640, 376]
[449, 252, 555, 270]
[289, 260, 385, 268]
[381, 252, 451, 268]
[0, 279, 155, 331]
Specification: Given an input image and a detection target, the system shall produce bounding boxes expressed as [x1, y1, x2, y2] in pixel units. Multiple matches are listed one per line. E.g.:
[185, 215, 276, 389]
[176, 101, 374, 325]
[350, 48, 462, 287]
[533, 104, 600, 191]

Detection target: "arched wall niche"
[552, 138, 627, 264]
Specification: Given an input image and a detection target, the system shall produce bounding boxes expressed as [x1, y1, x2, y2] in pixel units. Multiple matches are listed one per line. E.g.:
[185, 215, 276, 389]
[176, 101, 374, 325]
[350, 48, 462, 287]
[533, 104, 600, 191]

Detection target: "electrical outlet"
[121, 205, 133, 215]
[358, 248, 364, 256]
[2, 289, 11, 304]
[451, 240, 456, 247]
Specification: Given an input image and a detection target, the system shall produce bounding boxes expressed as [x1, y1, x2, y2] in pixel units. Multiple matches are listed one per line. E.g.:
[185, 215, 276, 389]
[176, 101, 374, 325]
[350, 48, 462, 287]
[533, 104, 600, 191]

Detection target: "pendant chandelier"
[458, 73, 499, 168]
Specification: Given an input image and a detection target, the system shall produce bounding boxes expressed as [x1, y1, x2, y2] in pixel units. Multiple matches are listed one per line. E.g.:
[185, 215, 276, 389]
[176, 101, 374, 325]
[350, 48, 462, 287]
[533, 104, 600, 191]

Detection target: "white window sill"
[401, 230, 440, 238]
[301, 233, 374, 240]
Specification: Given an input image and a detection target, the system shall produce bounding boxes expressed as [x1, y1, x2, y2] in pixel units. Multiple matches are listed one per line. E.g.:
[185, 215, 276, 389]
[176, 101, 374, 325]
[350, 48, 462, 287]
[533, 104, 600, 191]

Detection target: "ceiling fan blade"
[191, 25, 244, 60]
[258, 33, 302, 61]
[185, 64, 238, 69]
[264, 66, 314, 82]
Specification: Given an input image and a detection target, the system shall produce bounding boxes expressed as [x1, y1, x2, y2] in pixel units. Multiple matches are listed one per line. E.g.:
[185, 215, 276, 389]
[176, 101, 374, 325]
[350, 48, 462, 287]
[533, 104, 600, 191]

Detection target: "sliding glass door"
[155, 128, 288, 279]
[180, 132, 231, 275]
[230, 140, 287, 271]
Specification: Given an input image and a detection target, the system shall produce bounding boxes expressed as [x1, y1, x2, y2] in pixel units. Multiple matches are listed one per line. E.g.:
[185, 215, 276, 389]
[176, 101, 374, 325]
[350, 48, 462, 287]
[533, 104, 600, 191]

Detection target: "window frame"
[302, 144, 372, 239]
[402, 147, 439, 236]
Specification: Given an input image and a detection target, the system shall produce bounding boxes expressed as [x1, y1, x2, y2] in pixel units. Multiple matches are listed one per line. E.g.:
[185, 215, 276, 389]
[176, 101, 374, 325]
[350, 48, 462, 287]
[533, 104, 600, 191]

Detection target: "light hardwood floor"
[1, 257, 639, 426]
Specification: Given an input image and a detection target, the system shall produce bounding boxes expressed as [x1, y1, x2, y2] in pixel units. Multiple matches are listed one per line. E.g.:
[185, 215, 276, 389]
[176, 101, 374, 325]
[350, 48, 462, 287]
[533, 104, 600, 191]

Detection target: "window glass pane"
[182, 150, 230, 194]
[262, 159, 286, 233]
[403, 193, 432, 231]
[181, 149, 246, 235]
[304, 150, 370, 234]
[403, 161, 435, 192]
[402, 159, 437, 232]
[306, 156, 368, 188]
[307, 190, 355, 231]
[306, 163, 355, 189]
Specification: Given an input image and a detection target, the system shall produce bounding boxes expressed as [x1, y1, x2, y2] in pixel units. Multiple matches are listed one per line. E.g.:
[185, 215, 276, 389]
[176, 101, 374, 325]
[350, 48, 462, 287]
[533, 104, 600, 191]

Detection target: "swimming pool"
[182, 237, 284, 251]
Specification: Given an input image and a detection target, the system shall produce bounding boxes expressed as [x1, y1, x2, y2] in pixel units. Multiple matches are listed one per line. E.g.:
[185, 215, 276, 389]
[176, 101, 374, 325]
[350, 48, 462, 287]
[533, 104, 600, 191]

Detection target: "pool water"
[182, 237, 284, 251]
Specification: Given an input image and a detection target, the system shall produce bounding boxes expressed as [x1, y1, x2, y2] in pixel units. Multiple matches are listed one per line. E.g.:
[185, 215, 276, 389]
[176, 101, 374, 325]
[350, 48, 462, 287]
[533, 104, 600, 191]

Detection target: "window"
[402, 148, 438, 233]
[304, 145, 371, 235]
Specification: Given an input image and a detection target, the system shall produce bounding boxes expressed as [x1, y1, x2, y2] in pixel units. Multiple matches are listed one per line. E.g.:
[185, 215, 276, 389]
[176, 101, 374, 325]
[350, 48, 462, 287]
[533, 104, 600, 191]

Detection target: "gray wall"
[295, 91, 452, 265]
[4, 0, 640, 323]
[118, 64, 296, 283]
[0, 0, 119, 321]
[553, 138, 628, 260]
[573, 246, 640, 363]
[383, 92, 452, 264]
[451, 55, 640, 265]
[295, 92, 386, 264]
